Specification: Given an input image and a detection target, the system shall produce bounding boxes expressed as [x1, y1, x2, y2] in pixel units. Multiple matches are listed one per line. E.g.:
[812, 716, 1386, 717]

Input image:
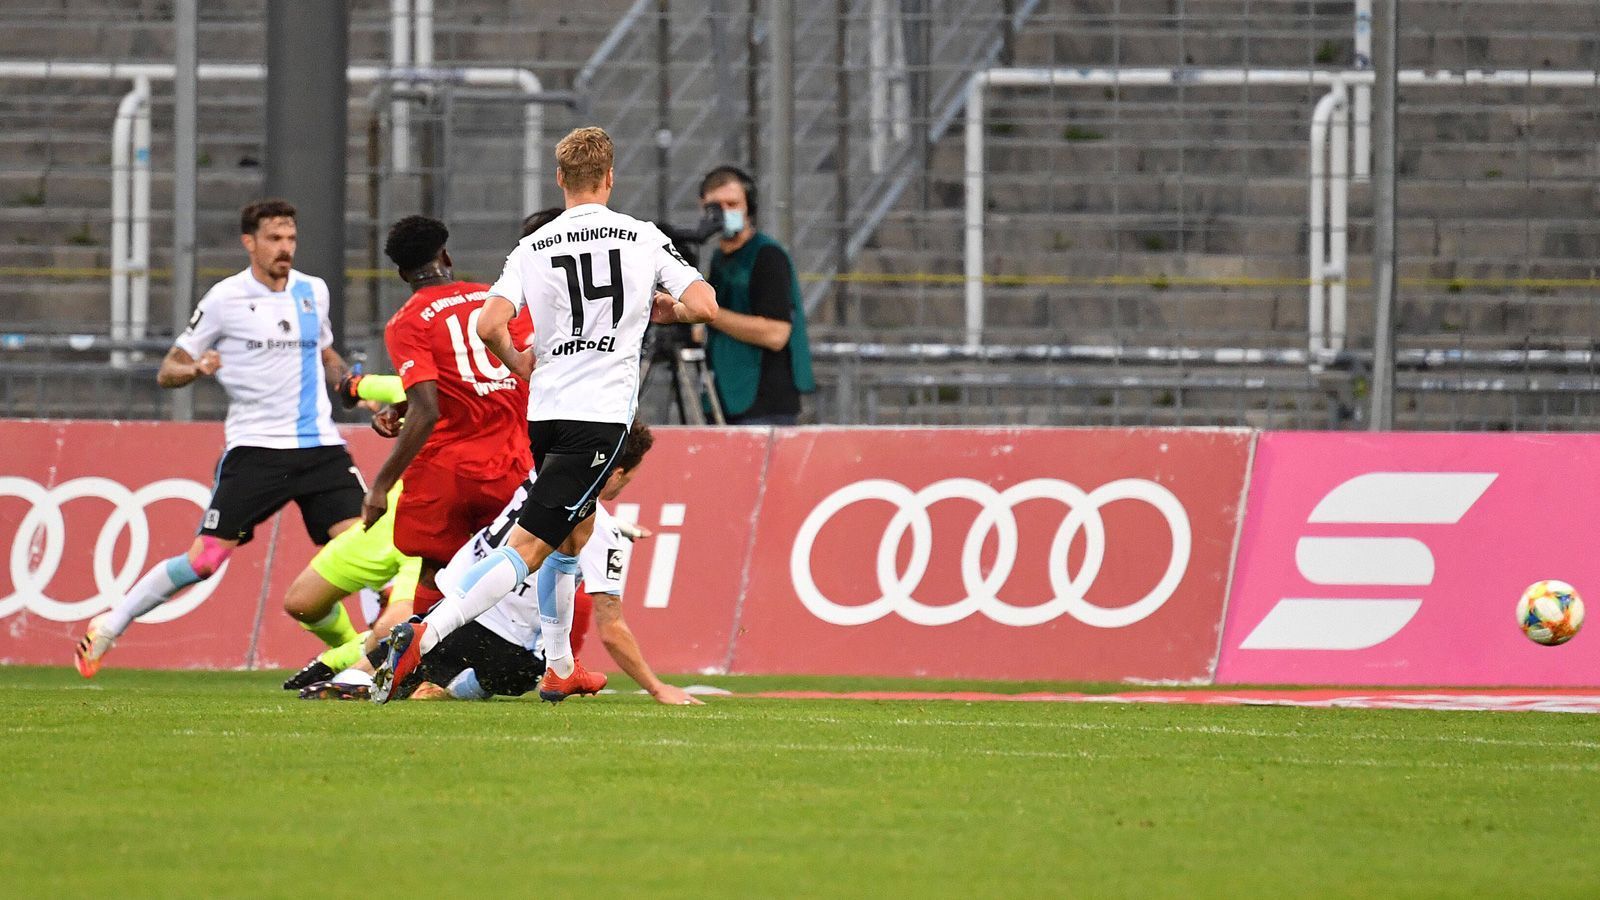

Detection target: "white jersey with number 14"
[489, 202, 703, 426]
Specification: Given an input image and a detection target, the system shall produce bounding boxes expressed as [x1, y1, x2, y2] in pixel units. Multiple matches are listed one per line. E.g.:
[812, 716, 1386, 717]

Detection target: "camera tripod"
[639, 326, 726, 425]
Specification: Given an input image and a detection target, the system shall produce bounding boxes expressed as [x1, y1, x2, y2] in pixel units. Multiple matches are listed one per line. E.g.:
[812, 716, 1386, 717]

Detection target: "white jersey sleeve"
[488, 245, 529, 313]
[577, 503, 628, 596]
[314, 276, 335, 350]
[643, 222, 705, 300]
[173, 286, 225, 358]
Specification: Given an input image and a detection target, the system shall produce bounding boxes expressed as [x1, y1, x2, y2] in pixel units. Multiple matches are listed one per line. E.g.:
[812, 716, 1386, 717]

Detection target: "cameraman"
[697, 166, 814, 425]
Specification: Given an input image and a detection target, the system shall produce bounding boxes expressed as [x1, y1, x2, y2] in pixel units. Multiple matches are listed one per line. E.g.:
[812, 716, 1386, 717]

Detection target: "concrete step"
[0, 0, 635, 67]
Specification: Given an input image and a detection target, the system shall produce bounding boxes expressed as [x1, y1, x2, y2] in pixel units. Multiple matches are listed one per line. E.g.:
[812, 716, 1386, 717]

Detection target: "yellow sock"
[317, 631, 369, 672]
[301, 603, 360, 650]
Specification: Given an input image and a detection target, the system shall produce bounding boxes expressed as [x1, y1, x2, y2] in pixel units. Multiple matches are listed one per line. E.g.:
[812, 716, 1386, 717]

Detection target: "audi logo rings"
[0, 476, 226, 623]
[790, 477, 1192, 628]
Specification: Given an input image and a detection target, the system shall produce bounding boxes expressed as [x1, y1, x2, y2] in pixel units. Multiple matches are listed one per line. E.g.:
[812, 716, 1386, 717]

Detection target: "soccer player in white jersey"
[373, 126, 718, 703]
[74, 199, 370, 676]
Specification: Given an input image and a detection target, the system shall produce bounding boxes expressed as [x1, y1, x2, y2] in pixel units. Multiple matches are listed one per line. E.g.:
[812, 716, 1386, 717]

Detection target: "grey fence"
[2, 1, 1599, 430]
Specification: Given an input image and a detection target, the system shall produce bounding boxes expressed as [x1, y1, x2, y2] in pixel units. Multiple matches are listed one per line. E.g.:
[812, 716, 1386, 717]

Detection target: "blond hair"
[556, 126, 614, 193]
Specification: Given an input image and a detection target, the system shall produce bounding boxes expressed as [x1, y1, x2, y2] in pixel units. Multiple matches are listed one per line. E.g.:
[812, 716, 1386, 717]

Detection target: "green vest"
[706, 231, 816, 416]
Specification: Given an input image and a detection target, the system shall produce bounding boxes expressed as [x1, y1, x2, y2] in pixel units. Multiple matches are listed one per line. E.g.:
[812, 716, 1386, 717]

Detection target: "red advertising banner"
[6, 419, 1252, 683]
[591, 428, 771, 674]
[1, 420, 769, 676]
[0, 422, 423, 672]
[259, 427, 776, 675]
[0, 420, 270, 669]
[246, 427, 394, 670]
[727, 428, 1254, 681]
[1216, 432, 1600, 687]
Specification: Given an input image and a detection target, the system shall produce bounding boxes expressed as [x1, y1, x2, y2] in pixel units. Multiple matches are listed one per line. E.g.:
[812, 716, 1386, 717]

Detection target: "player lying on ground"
[373, 126, 718, 704]
[307, 518, 697, 705]
[77, 199, 378, 676]
[303, 422, 700, 704]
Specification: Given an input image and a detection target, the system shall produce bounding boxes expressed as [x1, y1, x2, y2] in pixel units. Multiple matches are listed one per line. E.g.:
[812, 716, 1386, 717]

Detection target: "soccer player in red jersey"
[360, 215, 533, 612]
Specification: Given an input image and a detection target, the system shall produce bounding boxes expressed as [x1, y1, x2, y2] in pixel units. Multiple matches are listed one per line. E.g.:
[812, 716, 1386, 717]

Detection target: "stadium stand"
[829, 1, 1600, 428]
[2, 1, 1599, 428]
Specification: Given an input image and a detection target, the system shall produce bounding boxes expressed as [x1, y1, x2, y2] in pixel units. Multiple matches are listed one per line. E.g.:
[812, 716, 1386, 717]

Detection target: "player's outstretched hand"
[195, 350, 222, 377]
[651, 683, 704, 706]
[361, 484, 389, 528]
[616, 520, 653, 541]
[370, 404, 404, 438]
[650, 290, 678, 324]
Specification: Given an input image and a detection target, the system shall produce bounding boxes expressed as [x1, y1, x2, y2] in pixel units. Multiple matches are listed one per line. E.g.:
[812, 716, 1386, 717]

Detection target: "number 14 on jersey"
[552, 250, 624, 337]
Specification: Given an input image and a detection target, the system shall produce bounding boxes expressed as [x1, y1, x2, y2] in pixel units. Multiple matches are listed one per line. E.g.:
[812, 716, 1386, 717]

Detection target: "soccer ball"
[1516, 580, 1585, 646]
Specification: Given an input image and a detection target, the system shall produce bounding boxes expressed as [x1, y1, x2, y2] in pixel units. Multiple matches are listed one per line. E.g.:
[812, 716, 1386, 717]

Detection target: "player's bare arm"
[651, 280, 718, 326]
[476, 294, 534, 380]
[593, 593, 702, 705]
[707, 307, 789, 352]
[320, 346, 349, 391]
[156, 345, 221, 389]
[363, 380, 440, 528]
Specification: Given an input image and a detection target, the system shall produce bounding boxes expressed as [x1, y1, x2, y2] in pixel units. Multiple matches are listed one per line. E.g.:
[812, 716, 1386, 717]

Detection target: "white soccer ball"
[1516, 580, 1585, 646]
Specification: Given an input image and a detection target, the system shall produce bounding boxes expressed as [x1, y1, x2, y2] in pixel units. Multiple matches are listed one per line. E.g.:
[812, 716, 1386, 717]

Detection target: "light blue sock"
[103, 554, 204, 635]
[418, 546, 530, 654]
[535, 552, 580, 621]
[536, 553, 581, 676]
[446, 668, 491, 700]
[165, 555, 203, 588]
[467, 545, 531, 593]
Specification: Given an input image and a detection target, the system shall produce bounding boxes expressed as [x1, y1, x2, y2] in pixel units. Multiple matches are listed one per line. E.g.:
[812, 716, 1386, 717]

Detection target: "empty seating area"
[2, 1, 1598, 427]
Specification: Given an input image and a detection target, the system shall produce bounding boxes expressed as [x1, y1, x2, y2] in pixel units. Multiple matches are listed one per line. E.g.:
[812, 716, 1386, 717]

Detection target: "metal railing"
[0, 60, 557, 366]
[15, 330, 1600, 431]
[572, 0, 1037, 311]
[963, 66, 1600, 353]
[809, 340, 1600, 431]
[7, 1, 1600, 432]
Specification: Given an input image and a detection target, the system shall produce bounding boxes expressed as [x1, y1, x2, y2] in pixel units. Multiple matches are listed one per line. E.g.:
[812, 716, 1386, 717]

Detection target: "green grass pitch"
[4, 666, 1599, 898]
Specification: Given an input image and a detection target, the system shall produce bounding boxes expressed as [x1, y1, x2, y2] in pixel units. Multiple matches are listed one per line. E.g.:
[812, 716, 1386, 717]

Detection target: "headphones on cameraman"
[703, 164, 758, 220]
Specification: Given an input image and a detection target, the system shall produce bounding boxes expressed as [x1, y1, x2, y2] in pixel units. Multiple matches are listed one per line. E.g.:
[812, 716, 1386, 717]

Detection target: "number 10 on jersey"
[552, 250, 624, 337]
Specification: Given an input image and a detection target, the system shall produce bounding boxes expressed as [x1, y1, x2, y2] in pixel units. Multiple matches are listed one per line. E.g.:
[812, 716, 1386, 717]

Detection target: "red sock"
[413, 584, 446, 617]
[571, 587, 595, 657]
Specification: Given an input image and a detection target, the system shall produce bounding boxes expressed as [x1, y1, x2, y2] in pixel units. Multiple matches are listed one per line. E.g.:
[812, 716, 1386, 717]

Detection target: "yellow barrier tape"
[4, 265, 1598, 292]
[807, 272, 1600, 290]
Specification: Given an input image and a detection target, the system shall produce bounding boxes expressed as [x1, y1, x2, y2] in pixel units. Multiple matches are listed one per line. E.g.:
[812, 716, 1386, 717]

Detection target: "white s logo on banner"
[1238, 471, 1497, 651]
[0, 476, 228, 623]
[789, 477, 1192, 628]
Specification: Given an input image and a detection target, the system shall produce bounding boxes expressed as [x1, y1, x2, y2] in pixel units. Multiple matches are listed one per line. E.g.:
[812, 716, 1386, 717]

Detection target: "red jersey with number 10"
[384, 281, 533, 480]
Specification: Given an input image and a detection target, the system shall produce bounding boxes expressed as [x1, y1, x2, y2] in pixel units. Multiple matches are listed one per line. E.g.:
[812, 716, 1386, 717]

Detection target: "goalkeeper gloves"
[336, 373, 407, 407]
